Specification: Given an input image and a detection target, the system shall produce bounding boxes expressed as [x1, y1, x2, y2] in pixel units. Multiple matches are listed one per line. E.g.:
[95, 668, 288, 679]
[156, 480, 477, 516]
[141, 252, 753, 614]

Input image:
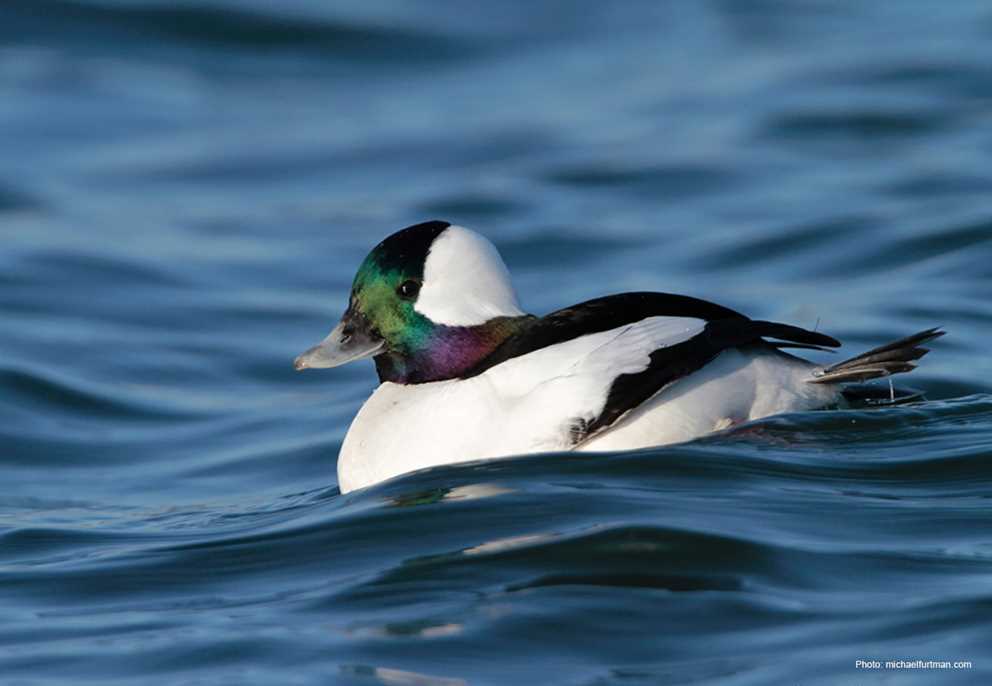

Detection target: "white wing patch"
[564, 316, 706, 379]
[484, 316, 706, 451]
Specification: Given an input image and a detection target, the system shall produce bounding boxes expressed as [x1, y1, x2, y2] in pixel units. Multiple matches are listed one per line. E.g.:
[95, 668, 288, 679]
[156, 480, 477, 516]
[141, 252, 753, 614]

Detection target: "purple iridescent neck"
[374, 315, 534, 384]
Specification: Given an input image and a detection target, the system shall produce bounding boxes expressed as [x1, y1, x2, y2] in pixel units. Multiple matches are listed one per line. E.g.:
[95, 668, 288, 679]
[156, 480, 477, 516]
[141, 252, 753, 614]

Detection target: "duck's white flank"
[578, 347, 837, 452]
[336, 317, 834, 493]
[414, 225, 524, 327]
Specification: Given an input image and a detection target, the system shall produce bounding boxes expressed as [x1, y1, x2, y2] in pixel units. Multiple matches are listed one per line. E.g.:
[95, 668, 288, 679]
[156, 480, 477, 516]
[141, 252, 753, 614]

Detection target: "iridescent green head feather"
[347, 220, 449, 356]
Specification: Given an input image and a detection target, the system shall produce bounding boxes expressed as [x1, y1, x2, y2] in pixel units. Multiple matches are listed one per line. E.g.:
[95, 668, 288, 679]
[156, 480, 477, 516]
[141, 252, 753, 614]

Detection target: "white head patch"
[415, 225, 524, 326]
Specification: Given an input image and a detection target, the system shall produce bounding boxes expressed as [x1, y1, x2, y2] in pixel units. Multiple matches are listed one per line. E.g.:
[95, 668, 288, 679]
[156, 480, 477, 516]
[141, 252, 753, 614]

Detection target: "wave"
[2, 395, 990, 681]
[0, 362, 208, 424]
[0, 183, 39, 213]
[2, 0, 481, 61]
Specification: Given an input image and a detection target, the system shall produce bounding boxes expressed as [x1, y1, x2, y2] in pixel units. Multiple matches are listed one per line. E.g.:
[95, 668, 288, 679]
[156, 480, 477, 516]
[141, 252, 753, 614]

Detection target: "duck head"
[294, 220, 530, 384]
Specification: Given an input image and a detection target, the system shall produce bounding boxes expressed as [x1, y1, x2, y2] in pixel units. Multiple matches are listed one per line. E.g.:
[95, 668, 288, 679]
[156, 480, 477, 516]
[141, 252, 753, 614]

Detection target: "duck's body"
[296, 221, 942, 493]
[338, 344, 833, 492]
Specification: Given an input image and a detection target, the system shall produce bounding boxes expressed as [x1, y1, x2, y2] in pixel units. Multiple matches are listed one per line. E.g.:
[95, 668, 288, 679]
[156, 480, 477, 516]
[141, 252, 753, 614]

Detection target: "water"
[2, 1, 992, 684]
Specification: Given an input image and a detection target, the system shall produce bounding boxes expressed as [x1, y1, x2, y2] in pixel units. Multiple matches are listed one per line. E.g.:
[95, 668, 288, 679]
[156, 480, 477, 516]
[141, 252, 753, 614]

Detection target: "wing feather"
[471, 292, 839, 448]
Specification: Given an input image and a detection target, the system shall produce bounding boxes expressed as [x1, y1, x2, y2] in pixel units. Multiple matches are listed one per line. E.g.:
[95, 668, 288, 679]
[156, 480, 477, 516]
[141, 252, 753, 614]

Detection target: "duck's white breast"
[338, 377, 505, 493]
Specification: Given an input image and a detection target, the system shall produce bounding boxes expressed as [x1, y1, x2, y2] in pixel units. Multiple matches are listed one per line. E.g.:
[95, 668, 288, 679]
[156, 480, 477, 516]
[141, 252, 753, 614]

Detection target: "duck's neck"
[375, 315, 534, 384]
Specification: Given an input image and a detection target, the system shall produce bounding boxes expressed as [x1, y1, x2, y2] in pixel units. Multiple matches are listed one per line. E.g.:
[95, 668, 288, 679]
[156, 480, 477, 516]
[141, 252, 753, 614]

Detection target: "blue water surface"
[2, 1, 992, 684]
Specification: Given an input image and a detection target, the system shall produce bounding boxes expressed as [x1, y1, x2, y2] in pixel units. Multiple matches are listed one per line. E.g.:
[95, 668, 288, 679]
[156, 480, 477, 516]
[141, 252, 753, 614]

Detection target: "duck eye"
[397, 280, 421, 299]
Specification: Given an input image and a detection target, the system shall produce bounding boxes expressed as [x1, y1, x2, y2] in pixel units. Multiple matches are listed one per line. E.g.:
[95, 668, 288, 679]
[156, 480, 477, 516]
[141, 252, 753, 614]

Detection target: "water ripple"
[2, 0, 481, 61]
[4, 1, 992, 683]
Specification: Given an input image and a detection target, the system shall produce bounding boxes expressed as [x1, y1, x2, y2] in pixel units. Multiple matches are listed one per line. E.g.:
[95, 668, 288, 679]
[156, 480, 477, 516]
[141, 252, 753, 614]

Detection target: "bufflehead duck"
[296, 220, 942, 493]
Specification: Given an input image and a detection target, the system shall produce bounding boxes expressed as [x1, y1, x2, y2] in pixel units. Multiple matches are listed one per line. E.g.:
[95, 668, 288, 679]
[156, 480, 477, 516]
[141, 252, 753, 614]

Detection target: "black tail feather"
[808, 327, 945, 384]
[751, 320, 842, 349]
[766, 342, 838, 353]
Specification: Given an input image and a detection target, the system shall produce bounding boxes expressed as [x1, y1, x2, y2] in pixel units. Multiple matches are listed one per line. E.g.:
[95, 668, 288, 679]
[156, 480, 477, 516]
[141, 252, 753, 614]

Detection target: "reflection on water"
[463, 533, 556, 556]
[387, 483, 515, 508]
[342, 666, 468, 686]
